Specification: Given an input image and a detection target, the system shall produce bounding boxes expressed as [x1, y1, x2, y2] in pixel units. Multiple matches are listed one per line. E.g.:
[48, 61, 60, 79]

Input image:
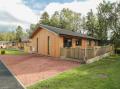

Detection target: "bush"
[1, 50, 5, 55]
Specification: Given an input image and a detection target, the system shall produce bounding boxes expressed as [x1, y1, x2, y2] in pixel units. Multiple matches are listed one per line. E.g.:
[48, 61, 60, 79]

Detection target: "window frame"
[87, 39, 91, 46]
[76, 39, 82, 46]
[63, 38, 72, 48]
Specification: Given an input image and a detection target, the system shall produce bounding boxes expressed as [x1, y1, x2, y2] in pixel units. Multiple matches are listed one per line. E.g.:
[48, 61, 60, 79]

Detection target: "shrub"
[1, 50, 5, 55]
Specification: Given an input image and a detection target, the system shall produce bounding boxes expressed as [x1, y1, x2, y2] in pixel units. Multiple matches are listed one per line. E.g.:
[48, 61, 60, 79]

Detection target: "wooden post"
[83, 33, 87, 63]
[84, 48, 87, 63]
[93, 47, 95, 57]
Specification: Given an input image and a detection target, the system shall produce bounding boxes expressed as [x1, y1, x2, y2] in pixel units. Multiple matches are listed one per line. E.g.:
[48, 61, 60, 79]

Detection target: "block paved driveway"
[0, 54, 79, 87]
[0, 61, 24, 89]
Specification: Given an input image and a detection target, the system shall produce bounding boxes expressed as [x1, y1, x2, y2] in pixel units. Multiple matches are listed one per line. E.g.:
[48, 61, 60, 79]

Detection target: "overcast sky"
[0, 0, 118, 32]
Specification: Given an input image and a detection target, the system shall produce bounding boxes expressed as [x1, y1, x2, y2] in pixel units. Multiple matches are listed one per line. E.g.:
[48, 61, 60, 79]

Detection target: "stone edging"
[86, 52, 113, 64]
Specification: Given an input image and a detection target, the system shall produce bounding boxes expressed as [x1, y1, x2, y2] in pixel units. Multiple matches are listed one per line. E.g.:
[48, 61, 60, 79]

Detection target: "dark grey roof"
[39, 24, 97, 40]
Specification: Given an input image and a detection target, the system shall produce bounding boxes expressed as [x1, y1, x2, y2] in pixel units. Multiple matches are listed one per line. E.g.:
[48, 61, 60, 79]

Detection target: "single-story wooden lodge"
[30, 24, 99, 57]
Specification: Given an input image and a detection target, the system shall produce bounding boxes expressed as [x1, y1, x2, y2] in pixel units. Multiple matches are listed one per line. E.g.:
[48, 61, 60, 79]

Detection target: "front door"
[36, 38, 38, 53]
[48, 36, 50, 55]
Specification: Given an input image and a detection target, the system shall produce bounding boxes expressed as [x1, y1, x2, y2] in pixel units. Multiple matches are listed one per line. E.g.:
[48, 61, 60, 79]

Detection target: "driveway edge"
[0, 60, 26, 89]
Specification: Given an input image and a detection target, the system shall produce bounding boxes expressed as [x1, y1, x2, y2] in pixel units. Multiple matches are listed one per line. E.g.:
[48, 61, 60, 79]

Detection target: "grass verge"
[28, 55, 120, 89]
[0, 49, 26, 55]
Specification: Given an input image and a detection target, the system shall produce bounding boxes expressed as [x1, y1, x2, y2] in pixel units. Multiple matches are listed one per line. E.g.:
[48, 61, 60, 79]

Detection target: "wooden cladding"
[31, 28, 61, 57]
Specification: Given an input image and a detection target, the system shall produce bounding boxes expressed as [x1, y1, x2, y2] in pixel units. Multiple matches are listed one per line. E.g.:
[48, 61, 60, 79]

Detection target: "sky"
[0, 0, 118, 32]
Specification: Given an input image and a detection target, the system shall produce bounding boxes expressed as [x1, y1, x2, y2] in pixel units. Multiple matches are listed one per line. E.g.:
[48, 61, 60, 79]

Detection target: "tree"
[0, 31, 16, 41]
[39, 8, 81, 32]
[16, 26, 23, 42]
[96, 0, 114, 40]
[72, 13, 81, 32]
[59, 8, 81, 31]
[8, 31, 16, 41]
[50, 11, 60, 27]
[27, 24, 36, 37]
[85, 9, 96, 37]
[40, 12, 50, 25]
[110, 2, 120, 50]
[81, 17, 87, 34]
[59, 8, 73, 30]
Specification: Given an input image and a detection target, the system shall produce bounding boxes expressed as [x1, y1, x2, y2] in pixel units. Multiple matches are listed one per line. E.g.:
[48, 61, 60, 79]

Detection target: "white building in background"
[0, 41, 9, 48]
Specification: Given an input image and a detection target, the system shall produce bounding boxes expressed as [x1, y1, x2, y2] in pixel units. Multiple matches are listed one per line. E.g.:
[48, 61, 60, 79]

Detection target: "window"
[76, 39, 82, 46]
[95, 41, 98, 46]
[87, 40, 91, 46]
[12, 42, 15, 46]
[64, 38, 72, 47]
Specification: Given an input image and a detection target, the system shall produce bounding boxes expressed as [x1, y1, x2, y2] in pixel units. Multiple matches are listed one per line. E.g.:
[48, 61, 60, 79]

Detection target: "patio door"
[48, 36, 50, 55]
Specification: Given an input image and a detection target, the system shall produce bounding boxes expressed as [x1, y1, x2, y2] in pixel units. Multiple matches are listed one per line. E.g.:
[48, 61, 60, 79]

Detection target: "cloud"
[0, 0, 118, 32]
[41, 0, 118, 16]
[0, 0, 38, 31]
[23, 0, 73, 11]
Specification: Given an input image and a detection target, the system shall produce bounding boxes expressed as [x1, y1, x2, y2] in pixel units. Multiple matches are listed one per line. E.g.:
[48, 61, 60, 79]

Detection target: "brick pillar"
[82, 38, 87, 48]
[72, 38, 76, 48]
[82, 38, 87, 63]
[91, 40, 95, 48]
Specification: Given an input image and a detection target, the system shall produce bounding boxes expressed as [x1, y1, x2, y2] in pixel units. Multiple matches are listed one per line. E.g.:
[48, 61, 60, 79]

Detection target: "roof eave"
[59, 34, 98, 40]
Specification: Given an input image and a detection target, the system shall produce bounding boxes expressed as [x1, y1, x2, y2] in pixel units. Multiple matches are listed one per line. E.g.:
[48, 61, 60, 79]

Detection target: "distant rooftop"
[21, 36, 29, 42]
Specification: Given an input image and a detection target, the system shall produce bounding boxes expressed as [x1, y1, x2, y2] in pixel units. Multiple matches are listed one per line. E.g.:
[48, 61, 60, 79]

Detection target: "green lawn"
[0, 49, 26, 55]
[28, 55, 120, 89]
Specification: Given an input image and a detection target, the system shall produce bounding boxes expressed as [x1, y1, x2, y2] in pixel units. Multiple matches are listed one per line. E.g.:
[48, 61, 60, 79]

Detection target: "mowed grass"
[0, 49, 26, 55]
[28, 55, 120, 89]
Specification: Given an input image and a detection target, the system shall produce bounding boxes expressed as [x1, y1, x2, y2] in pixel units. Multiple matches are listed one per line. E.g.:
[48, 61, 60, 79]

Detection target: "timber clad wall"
[31, 28, 62, 57]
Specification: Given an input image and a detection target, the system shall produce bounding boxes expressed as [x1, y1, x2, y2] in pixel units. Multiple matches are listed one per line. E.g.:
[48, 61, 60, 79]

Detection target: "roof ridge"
[40, 24, 82, 34]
